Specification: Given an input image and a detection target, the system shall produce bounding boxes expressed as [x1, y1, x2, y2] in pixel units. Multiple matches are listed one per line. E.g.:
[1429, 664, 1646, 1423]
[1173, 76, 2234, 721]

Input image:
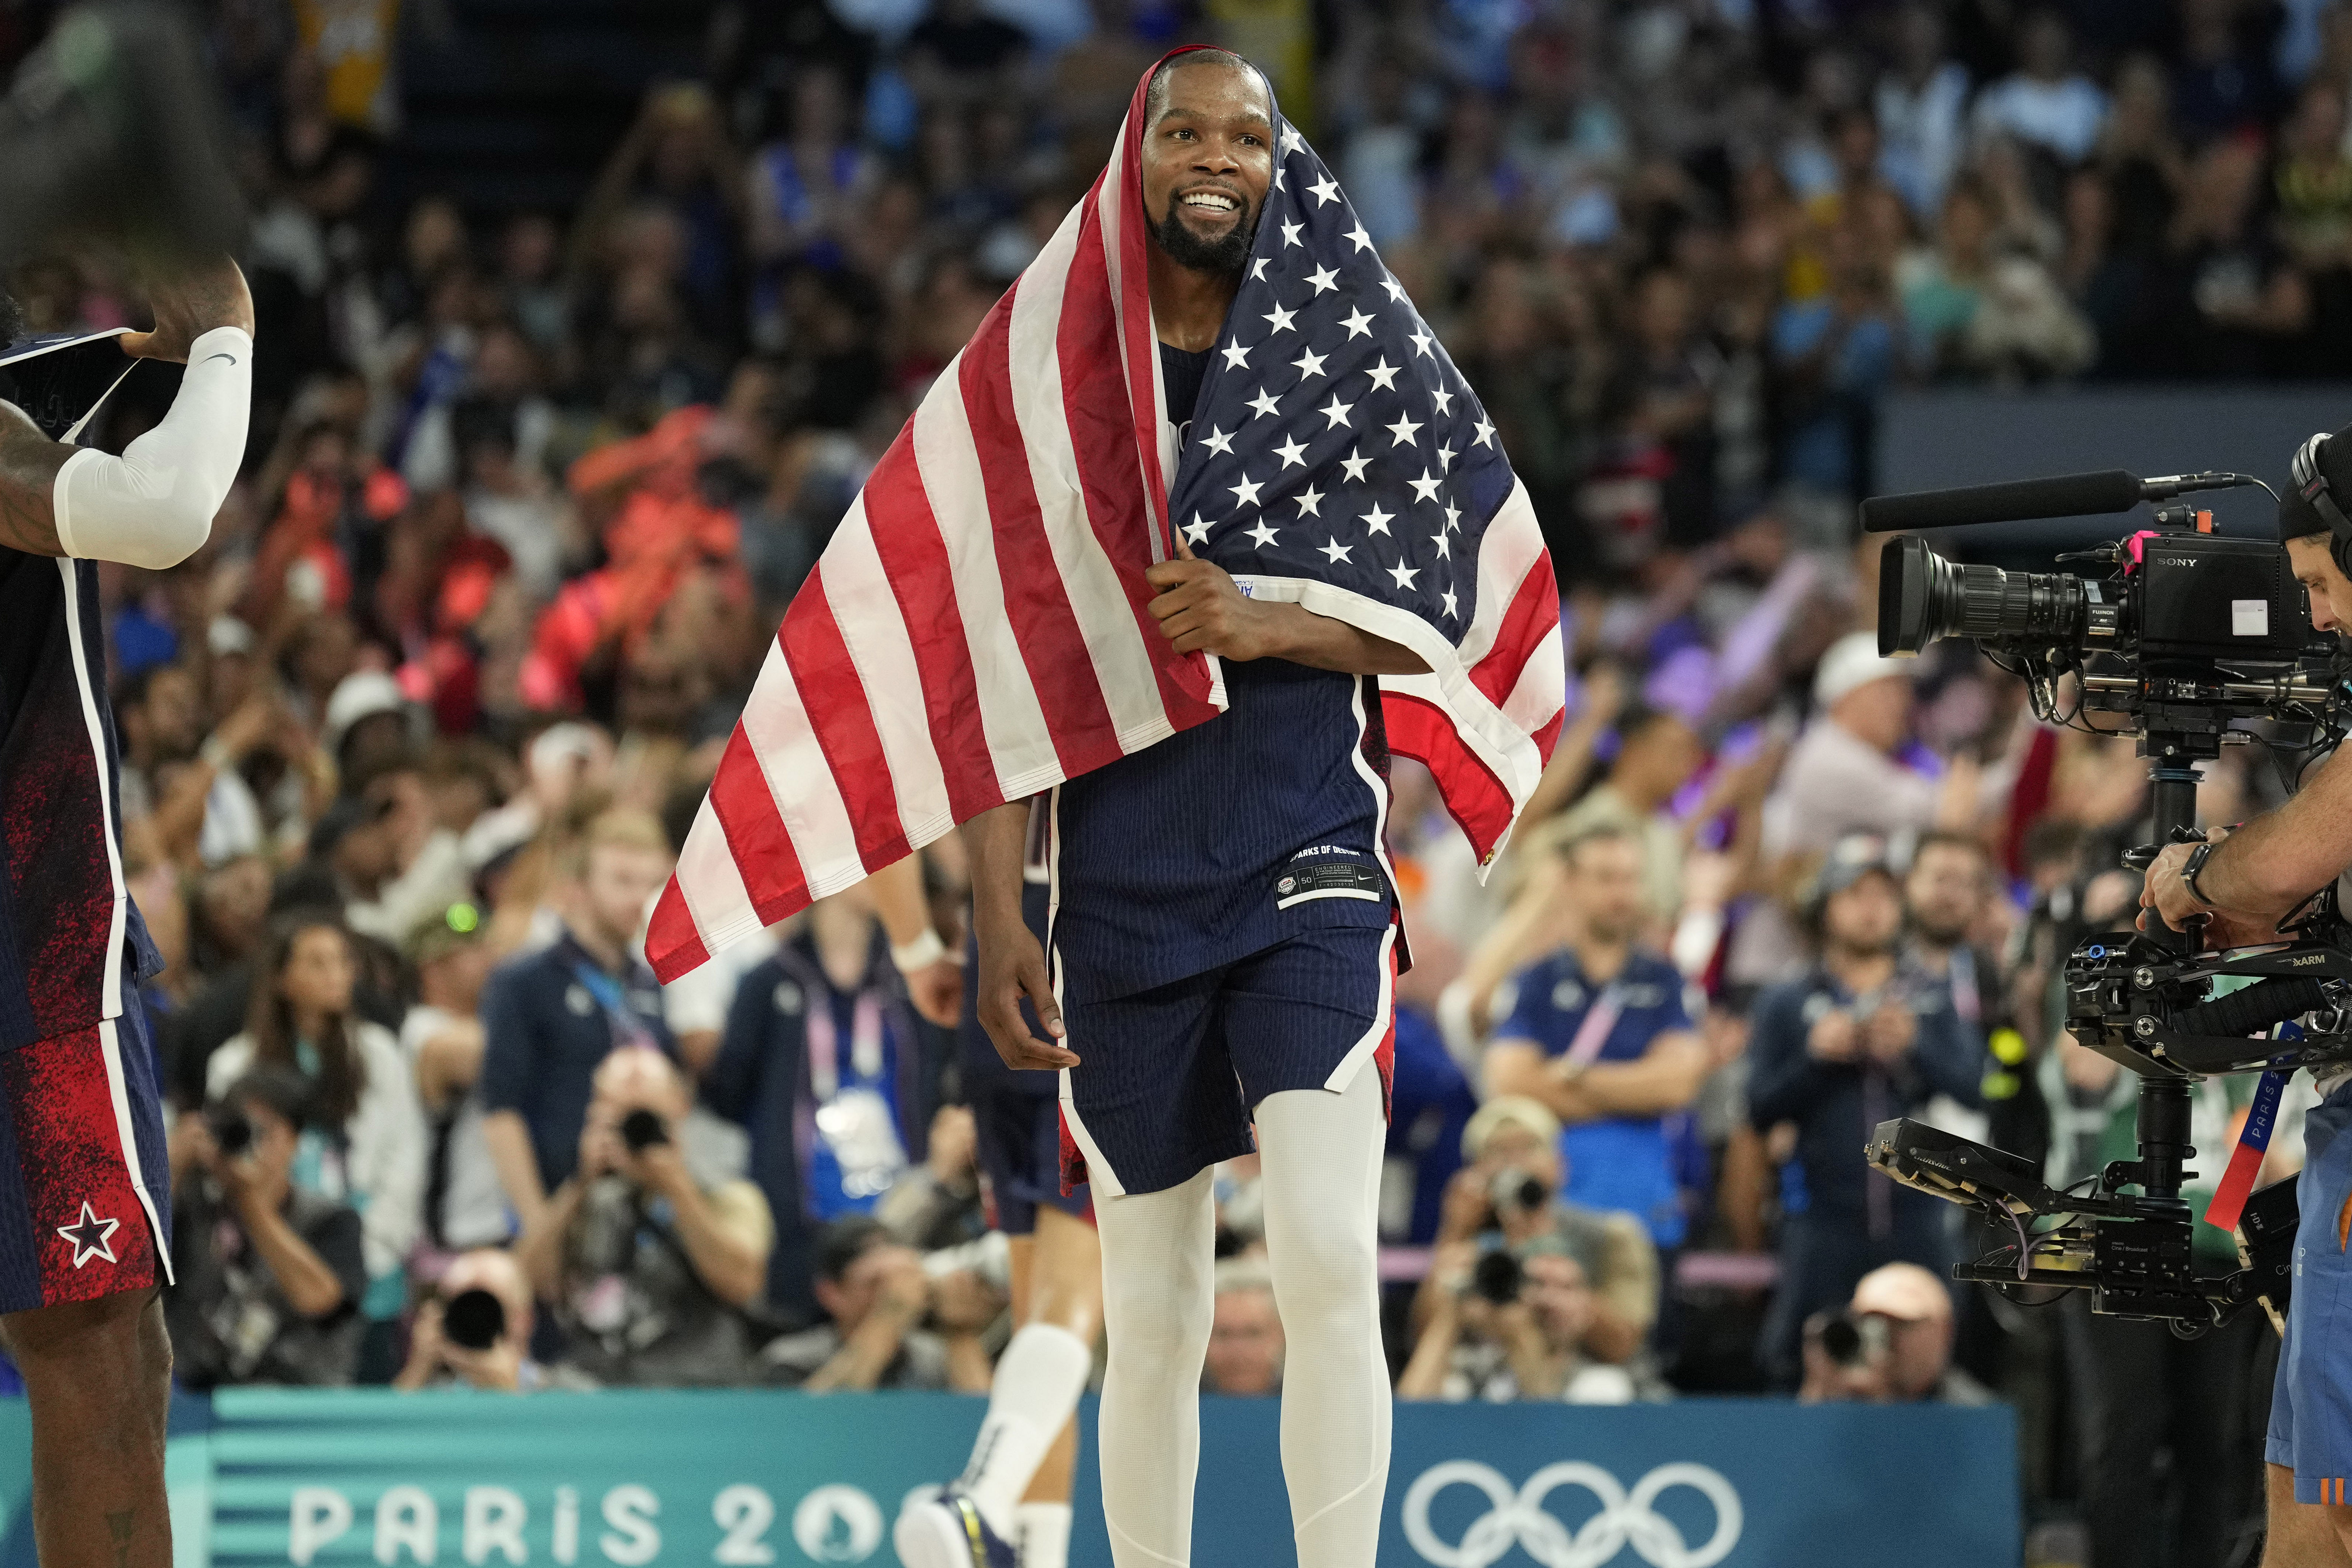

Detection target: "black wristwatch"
[2182, 840, 2219, 909]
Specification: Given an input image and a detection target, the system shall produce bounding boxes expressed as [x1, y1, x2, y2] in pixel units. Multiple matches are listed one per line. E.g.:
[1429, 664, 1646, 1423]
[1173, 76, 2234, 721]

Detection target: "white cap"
[207, 615, 255, 657]
[1812, 631, 1914, 708]
[323, 669, 408, 752]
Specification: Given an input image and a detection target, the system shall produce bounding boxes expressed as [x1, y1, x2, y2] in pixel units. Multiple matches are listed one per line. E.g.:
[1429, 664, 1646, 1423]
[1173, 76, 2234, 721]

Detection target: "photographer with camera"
[1750, 835, 1983, 1386]
[2135, 424, 2352, 1562]
[391, 1247, 587, 1393]
[517, 1046, 773, 1386]
[1403, 1097, 1659, 1396]
[164, 1066, 369, 1388]
[1798, 1263, 1991, 1406]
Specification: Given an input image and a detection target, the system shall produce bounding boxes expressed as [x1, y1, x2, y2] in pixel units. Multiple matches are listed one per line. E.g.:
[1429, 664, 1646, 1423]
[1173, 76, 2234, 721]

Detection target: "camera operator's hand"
[1861, 1002, 1917, 1064]
[169, 1110, 217, 1190]
[220, 1135, 292, 1222]
[1435, 1166, 1497, 1244]
[441, 1331, 523, 1393]
[2139, 829, 2226, 935]
[576, 1111, 622, 1185]
[616, 1134, 690, 1202]
[1807, 1009, 1861, 1064]
[929, 1267, 1005, 1334]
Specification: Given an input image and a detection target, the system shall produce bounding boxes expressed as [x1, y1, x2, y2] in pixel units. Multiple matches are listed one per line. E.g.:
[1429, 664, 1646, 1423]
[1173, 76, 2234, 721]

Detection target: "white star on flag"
[1386, 413, 1422, 448]
[1248, 519, 1281, 548]
[1250, 257, 1270, 280]
[1220, 339, 1251, 370]
[1340, 449, 1371, 483]
[1387, 559, 1420, 590]
[1441, 587, 1459, 617]
[1318, 394, 1355, 430]
[1202, 425, 1236, 456]
[1280, 123, 1303, 155]
[1431, 387, 1454, 415]
[1309, 174, 1340, 205]
[1281, 219, 1303, 247]
[1365, 358, 1401, 391]
[1263, 303, 1296, 334]
[1409, 327, 1434, 358]
[1229, 474, 1264, 508]
[1294, 485, 1326, 518]
[1382, 276, 1409, 302]
[1346, 224, 1374, 253]
[1305, 265, 1340, 295]
[1183, 514, 1213, 544]
[1320, 538, 1353, 563]
[1433, 530, 1451, 560]
[1436, 442, 1455, 472]
[1292, 346, 1328, 379]
[1273, 435, 1309, 469]
[1339, 308, 1375, 339]
[1408, 469, 1443, 503]
[1472, 418, 1496, 448]
[1247, 388, 1281, 419]
[1443, 501, 1461, 531]
[1361, 503, 1394, 536]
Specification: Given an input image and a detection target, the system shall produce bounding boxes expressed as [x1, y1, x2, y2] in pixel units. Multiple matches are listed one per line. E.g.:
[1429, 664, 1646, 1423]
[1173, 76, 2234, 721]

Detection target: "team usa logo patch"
[56, 1201, 119, 1267]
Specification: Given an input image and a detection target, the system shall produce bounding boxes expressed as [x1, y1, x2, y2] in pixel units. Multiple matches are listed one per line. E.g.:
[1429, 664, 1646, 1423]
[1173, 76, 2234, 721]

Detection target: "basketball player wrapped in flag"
[652, 45, 1562, 1568]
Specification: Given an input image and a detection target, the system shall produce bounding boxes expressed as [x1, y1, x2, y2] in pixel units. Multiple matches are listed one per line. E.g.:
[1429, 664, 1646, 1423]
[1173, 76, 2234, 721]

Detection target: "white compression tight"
[1095, 1065, 1391, 1568]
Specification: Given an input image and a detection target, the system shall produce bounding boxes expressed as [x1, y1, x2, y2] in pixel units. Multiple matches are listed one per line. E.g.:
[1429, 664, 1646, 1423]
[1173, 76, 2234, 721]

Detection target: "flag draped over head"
[648, 45, 1564, 984]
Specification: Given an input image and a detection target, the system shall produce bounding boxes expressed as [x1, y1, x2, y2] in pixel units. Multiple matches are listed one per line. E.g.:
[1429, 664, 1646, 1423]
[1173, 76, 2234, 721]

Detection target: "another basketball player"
[0, 256, 252, 1568]
[966, 52, 1416, 1568]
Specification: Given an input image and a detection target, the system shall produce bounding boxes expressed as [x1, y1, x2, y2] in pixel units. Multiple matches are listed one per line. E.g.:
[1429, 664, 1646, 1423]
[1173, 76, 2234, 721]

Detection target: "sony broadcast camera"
[1854, 466, 2352, 1331]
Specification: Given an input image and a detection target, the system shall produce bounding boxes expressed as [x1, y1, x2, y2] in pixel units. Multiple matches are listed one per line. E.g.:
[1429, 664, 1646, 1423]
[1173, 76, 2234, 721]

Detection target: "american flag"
[647, 46, 1564, 983]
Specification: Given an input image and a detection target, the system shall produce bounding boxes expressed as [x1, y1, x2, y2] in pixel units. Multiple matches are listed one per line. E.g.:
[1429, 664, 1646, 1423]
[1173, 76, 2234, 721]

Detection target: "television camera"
[1858, 467, 2352, 1333]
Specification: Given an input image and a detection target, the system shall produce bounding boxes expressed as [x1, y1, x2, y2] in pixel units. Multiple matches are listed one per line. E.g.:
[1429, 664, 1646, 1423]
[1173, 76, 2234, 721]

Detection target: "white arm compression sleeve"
[51, 325, 251, 570]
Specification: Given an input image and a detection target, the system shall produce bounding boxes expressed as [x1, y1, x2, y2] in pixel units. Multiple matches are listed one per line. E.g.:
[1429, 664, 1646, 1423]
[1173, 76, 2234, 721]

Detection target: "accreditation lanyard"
[1562, 982, 1627, 1070]
[569, 959, 656, 1053]
[2204, 1023, 2297, 1234]
[807, 989, 887, 1104]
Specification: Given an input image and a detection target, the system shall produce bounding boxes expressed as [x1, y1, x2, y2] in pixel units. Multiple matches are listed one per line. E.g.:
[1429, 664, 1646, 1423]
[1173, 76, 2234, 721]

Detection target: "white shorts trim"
[97, 1018, 172, 1285]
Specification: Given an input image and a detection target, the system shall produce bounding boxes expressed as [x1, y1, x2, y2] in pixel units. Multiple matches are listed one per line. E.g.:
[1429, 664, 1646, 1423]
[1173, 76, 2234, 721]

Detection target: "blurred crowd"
[14, 0, 2352, 1561]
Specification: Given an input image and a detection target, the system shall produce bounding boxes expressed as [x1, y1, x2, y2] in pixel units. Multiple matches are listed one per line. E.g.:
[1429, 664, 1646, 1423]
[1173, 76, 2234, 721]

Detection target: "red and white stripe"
[648, 49, 1564, 982]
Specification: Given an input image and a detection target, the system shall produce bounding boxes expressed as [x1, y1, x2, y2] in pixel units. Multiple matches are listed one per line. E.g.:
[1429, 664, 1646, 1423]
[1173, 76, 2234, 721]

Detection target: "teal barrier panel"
[188, 1389, 2016, 1568]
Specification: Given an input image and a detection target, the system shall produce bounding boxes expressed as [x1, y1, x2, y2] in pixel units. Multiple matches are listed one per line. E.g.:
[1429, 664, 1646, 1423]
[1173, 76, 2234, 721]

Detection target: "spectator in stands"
[522, 1046, 772, 1386]
[480, 808, 677, 1234]
[763, 1216, 957, 1392]
[206, 912, 425, 1371]
[339, 752, 471, 950]
[1798, 1263, 1993, 1405]
[1544, 707, 1705, 931]
[1972, 10, 2109, 166]
[401, 905, 508, 1250]
[1749, 837, 1984, 1385]
[166, 1066, 369, 1388]
[1485, 827, 1711, 1253]
[1202, 1258, 1283, 1397]
[1904, 830, 2002, 1040]
[1410, 1098, 1659, 1374]
[392, 1247, 585, 1392]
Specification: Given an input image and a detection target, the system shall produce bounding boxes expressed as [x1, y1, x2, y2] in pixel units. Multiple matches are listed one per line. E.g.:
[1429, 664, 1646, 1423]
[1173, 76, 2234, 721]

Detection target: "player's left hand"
[904, 957, 963, 1027]
[1145, 537, 1284, 660]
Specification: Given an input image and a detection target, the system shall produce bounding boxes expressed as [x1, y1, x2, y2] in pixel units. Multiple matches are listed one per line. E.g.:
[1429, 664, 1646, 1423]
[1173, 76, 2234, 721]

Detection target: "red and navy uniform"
[1044, 343, 1398, 1199]
[0, 342, 174, 1315]
[958, 801, 1091, 1234]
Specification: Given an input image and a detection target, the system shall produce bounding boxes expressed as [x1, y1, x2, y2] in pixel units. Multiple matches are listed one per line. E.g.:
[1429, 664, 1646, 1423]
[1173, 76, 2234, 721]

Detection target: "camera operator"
[1406, 1098, 1659, 1375]
[516, 1046, 774, 1386]
[1750, 835, 1984, 1386]
[1797, 1263, 1991, 1406]
[391, 1247, 588, 1393]
[164, 1066, 369, 1388]
[2138, 423, 2352, 1561]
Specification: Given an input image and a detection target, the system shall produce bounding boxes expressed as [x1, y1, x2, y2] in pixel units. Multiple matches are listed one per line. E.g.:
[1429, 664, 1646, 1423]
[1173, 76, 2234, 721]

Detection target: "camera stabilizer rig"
[1855, 469, 2352, 1332]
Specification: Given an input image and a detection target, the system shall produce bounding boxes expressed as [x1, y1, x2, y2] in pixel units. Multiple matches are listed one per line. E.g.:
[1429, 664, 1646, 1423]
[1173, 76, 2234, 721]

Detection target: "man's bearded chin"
[1153, 198, 1259, 277]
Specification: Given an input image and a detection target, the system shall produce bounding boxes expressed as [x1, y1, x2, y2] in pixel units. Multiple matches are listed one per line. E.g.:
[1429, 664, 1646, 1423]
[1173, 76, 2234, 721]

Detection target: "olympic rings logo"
[1400, 1460, 1744, 1568]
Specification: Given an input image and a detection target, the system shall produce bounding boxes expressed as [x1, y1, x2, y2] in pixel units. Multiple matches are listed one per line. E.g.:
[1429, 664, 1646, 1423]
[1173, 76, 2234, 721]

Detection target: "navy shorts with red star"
[0, 985, 170, 1315]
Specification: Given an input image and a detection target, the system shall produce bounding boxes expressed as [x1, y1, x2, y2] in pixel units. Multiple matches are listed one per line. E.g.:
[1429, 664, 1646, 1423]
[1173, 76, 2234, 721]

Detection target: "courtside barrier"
[0, 1391, 2016, 1568]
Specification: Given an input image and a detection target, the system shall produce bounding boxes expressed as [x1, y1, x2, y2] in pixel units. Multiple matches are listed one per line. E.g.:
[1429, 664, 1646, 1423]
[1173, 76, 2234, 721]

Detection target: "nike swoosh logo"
[203, 353, 236, 366]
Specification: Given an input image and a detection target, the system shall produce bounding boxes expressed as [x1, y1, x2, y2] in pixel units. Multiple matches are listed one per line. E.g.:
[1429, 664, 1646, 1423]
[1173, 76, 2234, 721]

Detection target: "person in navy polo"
[1485, 825, 1711, 1252]
[479, 809, 677, 1236]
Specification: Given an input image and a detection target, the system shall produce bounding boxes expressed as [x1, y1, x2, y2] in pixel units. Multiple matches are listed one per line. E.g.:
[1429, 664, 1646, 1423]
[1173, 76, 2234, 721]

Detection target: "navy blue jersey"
[1495, 948, 1697, 1246]
[1050, 655, 1393, 1001]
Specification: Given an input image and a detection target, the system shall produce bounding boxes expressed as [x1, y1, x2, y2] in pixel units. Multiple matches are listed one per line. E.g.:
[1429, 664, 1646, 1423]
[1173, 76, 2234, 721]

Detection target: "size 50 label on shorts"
[1274, 861, 1384, 909]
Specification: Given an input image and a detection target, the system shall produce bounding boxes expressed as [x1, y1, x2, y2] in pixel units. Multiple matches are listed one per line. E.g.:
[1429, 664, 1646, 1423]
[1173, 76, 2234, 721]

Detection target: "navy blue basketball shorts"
[1056, 924, 1397, 1199]
[0, 990, 171, 1316]
[973, 1084, 1094, 1237]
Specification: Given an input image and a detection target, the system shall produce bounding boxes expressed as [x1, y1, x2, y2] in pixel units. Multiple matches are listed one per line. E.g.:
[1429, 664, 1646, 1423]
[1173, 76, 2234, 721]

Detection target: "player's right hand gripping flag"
[647, 46, 1565, 983]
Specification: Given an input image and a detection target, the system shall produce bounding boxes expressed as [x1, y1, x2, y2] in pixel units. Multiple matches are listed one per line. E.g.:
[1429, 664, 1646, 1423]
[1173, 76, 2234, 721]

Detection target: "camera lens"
[619, 1108, 669, 1153]
[1879, 536, 2089, 655]
[1819, 1311, 1865, 1367]
[442, 1288, 506, 1351]
[208, 1107, 253, 1158]
[1515, 1177, 1546, 1212]
[1471, 1250, 1524, 1305]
